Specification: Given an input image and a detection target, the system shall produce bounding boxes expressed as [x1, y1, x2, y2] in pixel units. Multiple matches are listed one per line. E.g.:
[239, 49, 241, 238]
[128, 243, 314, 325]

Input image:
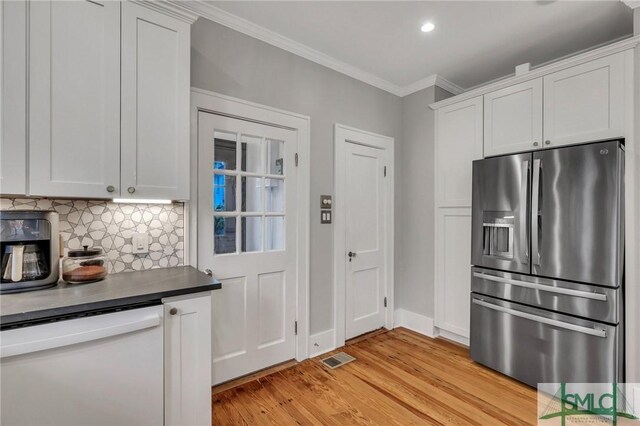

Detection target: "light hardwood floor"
[212, 328, 537, 425]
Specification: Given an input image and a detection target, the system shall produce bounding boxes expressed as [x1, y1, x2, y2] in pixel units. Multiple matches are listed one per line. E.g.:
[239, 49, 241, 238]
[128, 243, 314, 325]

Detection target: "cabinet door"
[484, 79, 543, 156]
[121, 2, 190, 201]
[435, 97, 483, 207]
[543, 52, 628, 148]
[29, 1, 120, 198]
[164, 294, 212, 426]
[1, 1, 27, 195]
[434, 208, 472, 339]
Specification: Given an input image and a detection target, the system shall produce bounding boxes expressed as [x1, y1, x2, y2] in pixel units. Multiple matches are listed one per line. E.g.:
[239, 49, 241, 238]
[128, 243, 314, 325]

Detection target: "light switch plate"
[132, 233, 149, 254]
[321, 211, 332, 224]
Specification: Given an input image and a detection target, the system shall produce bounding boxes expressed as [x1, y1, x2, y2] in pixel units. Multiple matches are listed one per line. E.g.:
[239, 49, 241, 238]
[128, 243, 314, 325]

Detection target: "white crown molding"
[400, 75, 464, 97]
[430, 34, 640, 110]
[133, 1, 199, 23]
[175, 1, 404, 95]
[622, 1, 640, 9]
[171, 0, 461, 97]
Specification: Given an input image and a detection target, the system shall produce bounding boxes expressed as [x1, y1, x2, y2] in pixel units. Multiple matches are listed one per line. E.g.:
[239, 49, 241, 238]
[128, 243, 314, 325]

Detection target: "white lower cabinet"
[164, 293, 212, 426]
[434, 208, 472, 339]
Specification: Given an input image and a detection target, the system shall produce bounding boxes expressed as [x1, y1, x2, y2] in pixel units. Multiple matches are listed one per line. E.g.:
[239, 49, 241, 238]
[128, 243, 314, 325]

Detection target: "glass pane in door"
[214, 132, 237, 170]
[267, 139, 284, 175]
[214, 216, 236, 254]
[214, 175, 236, 212]
[265, 179, 284, 212]
[265, 216, 285, 251]
[241, 217, 262, 253]
[242, 177, 263, 212]
[241, 135, 262, 173]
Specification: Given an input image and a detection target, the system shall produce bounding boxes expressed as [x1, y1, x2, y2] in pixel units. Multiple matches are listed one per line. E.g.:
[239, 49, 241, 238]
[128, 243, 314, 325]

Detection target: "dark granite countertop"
[0, 266, 221, 327]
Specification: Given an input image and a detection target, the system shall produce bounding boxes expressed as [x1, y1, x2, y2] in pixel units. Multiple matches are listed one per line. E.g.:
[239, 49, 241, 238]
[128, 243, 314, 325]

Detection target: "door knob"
[348, 251, 357, 262]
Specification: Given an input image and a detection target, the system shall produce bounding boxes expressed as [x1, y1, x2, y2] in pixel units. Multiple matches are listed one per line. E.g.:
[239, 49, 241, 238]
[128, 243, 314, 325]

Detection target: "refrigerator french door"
[470, 139, 624, 387]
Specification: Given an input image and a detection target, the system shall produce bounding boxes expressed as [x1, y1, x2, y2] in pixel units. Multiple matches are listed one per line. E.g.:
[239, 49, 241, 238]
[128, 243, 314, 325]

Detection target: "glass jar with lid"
[62, 245, 108, 284]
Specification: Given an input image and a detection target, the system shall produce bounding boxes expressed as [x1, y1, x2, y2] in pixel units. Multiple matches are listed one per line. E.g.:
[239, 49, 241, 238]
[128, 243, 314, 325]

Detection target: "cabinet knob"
[533, 142, 539, 147]
[106, 185, 115, 193]
[128, 187, 136, 194]
[169, 307, 178, 316]
[545, 140, 551, 145]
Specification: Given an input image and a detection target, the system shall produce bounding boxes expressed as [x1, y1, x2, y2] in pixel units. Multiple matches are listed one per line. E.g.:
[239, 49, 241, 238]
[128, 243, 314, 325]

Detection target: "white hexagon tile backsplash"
[1, 198, 184, 273]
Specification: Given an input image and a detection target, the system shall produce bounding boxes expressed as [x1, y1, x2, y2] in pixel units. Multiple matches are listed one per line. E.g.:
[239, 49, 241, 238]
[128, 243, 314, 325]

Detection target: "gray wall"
[191, 19, 403, 334]
[395, 86, 452, 318]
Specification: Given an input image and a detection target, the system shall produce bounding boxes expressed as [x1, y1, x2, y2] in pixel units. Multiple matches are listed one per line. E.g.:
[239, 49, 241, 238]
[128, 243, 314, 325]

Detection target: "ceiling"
[203, 1, 634, 95]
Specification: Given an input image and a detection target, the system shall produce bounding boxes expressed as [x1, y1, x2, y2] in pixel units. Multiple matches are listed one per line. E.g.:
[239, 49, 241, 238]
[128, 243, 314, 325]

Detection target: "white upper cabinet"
[1, 1, 28, 195]
[29, 0, 121, 199]
[543, 52, 627, 148]
[436, 96, 483, 207]
[120, 2, 190, 201]
[484, 79, 543, 157]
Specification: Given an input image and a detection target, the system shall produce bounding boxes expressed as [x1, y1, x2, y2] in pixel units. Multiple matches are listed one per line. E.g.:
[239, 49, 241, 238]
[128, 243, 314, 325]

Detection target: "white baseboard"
[435, 328, 470, 347]
[308, 329, 335, 358]
[393, 309, 435, 338]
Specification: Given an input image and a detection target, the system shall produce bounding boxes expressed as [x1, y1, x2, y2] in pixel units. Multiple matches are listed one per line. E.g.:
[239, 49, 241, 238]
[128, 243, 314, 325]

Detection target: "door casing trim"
[189, 87, 311, 368]
[333, 123, 395, 348]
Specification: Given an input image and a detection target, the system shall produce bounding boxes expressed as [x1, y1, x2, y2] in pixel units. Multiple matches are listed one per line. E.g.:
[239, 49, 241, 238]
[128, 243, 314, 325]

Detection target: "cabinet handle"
[128, 187, 136, 194]
[545, 140, 551, 145]
[533, 142, 539, 147]
[169, 307, 178, 316]
[106, 185, 115, 193]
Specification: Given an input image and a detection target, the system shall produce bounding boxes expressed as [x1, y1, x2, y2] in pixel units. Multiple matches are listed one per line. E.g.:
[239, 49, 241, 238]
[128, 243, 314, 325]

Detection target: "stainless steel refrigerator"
[470, 139, 624, 387]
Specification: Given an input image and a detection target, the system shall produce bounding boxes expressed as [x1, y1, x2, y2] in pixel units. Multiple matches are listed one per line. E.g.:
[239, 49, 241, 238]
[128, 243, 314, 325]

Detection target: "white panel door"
[435, 208, 472, 338]
[344, 142, 388, 340]
[1, 1, 27, 195]
[164, 294, 211, 426]
[121, 2, 190, 200]
[436, 97, 484, 207]
[197, 112, 297, 385]
[28, 0, 120, 199]
[543, 52, 627, 148]
[484, 78, 543, 156]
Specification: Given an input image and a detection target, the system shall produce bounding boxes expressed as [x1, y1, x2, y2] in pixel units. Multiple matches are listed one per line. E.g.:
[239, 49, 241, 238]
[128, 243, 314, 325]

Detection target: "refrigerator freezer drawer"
[471, 267, 620, 324]
[470, 295, 622, 388]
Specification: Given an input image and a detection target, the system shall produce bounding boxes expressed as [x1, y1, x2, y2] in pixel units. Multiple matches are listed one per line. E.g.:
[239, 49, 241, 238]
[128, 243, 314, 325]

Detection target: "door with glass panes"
[197, 112, 297, 385]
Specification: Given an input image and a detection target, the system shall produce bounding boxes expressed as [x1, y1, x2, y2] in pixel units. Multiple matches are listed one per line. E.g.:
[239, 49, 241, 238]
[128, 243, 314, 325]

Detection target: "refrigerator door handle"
[520, 160, 529, 263]
[472, 272, 608, 301]
[531, 158, 541, 265]
[472, 298, 607, 338]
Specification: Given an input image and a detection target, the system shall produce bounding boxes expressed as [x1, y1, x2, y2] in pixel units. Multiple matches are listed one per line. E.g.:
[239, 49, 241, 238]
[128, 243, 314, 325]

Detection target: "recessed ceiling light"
[421, 22, 435, 33]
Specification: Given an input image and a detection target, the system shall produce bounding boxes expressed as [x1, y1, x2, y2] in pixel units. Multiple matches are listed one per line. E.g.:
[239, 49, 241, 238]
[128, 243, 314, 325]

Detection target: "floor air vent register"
[320, 352, 356, 369]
